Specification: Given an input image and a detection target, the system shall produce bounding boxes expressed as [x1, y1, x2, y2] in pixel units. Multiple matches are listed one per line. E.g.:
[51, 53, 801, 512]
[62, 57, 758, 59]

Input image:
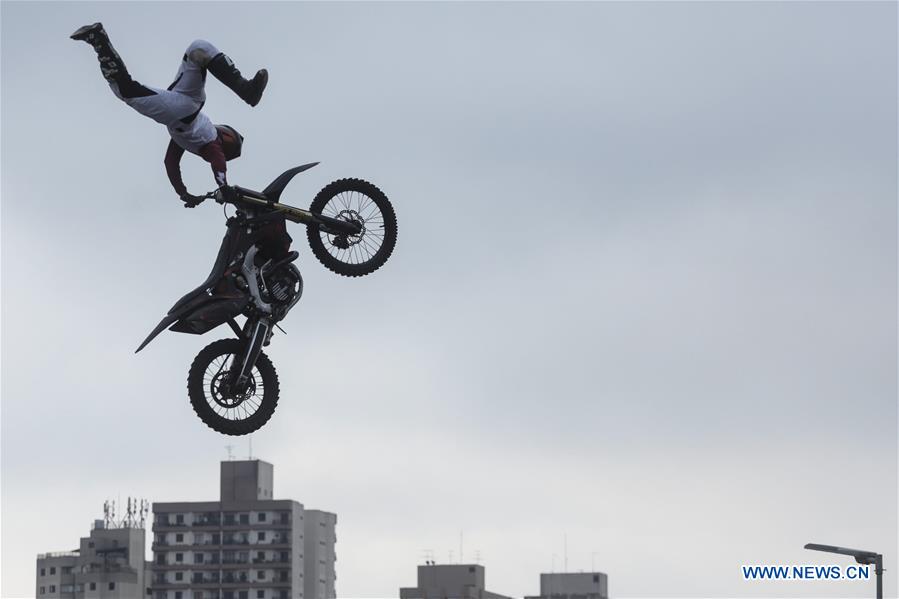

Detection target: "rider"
[70, 23, 267, 207]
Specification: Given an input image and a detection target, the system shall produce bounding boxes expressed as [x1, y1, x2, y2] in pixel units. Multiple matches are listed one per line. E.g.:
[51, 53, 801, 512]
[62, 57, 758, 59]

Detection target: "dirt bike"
[135, 162, 397, 435]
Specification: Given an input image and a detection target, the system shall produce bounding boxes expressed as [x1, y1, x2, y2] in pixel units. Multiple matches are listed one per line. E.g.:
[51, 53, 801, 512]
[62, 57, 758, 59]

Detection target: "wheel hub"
[331, 210, 365, 248]
[210, 371, 256, 408]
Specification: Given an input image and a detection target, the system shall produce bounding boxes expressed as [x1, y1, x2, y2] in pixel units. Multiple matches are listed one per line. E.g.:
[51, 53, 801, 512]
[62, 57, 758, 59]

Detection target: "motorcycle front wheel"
[307, 178, 398, 277]
[187, 338, 280, 436]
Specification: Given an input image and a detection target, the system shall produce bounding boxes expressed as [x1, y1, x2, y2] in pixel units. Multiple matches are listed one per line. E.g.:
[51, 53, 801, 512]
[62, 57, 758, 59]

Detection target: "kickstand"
[275, 323, 287, 335]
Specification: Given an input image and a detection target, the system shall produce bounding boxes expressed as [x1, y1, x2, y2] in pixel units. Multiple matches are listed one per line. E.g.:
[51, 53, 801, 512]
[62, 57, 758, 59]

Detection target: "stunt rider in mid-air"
[70, 23, 268, 207]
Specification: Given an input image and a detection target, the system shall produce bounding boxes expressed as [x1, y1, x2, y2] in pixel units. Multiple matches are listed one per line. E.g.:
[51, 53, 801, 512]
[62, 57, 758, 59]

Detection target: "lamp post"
[804, 543, 884, 599]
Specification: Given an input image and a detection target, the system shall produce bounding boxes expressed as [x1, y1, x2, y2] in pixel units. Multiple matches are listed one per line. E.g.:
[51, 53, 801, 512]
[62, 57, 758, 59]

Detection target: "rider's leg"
[206, 49, 268, 107]
[70, 23, 155, 99]
[72, 24, 201, 127]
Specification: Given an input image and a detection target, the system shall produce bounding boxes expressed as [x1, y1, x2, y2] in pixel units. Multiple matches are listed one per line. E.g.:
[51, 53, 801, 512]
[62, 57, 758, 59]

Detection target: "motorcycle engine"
[263, 265, 303, 306]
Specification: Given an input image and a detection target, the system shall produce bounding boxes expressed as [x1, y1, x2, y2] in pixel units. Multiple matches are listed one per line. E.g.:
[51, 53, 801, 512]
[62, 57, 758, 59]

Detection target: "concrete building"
[36, 519, 151, 599]
[400, 564, 513, 599]
[525, 572, 609, 599]
[150, 459, 336, 599]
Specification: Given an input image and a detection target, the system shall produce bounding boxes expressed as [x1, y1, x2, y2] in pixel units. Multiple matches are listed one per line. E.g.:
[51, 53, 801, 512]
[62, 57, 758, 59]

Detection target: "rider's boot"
[70, 22, 131, 86]
[207, 53, 268, 107]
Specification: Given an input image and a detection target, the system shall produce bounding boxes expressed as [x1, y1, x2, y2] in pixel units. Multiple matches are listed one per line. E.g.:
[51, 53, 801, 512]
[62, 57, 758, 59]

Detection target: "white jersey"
[168, 110, 218, 153]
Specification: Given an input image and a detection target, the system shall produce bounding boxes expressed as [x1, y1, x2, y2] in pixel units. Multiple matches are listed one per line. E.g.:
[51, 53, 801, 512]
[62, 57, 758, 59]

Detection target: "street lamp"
[804, 543, 884, 599]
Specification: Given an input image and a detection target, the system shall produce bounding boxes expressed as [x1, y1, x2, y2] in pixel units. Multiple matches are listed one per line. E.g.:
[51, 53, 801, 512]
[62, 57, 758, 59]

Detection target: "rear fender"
[262, 162, 319, 202]
[135, 313, 180, 353]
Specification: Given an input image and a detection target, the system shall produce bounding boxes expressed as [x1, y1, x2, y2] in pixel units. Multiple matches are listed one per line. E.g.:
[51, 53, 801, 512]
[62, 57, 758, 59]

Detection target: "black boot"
[70, 22, 103, 41]
[70, 22, 129, 85]
[71, 23, 154, 99]
[207, 53, 268, 107]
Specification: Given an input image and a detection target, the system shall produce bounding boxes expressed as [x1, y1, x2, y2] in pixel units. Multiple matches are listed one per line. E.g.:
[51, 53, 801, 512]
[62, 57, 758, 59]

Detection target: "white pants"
[111, 39, 219, 128]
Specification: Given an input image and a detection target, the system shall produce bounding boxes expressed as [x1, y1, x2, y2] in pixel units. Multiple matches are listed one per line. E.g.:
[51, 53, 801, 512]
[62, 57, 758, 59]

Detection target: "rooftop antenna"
[248, 435, 253, 459]
[225, 444, 234, 461]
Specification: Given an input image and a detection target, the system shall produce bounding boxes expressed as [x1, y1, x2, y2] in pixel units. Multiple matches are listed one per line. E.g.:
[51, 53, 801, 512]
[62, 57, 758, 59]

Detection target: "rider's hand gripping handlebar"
[210, 186, 239, 205]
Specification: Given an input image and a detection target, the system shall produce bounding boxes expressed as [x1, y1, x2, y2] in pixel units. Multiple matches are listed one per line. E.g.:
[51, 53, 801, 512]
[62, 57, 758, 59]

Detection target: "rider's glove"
[180, 192, 205, 208]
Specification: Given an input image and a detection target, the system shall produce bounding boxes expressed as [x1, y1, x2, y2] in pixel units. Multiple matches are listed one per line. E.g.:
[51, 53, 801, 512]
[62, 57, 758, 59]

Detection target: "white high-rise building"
[150, 459, 336, 599]
[36, 517, 151, 599]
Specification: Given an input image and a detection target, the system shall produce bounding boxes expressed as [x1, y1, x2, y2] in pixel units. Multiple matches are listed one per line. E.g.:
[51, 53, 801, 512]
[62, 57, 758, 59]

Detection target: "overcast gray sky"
[2, 2, 896, 598]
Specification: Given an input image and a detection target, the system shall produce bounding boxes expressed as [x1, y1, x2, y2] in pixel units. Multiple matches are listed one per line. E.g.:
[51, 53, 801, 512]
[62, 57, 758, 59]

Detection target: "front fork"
[228, 317, 271, 392]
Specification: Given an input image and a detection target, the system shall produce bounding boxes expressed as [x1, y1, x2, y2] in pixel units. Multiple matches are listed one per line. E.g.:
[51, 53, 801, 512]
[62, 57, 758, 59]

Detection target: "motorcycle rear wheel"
[187, 338, 280, 436]
[307, 178, 397, 277]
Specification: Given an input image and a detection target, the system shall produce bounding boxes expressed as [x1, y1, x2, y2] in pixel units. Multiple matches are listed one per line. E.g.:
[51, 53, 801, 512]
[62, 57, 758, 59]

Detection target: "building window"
[175, 553, 183, 562]
[175, 592, 182, 599]
[176, 514, 184, 524]
[195, 552, 205, 564]
[239, 514, 249, 525]
[176, 533, 184, 542]
[258, 531, 266, 542]
[257, 569, 266, 579]
[258, 512, 267, 522]
[39, 587, 44, 595]
[257, 591, 265, 599]
[40, 568, 45, 576]
[90, 582, 96, 590]
[62, 566, 73, 574]
[156, 553, 166, 565]
[280, 512, 289, 524]
[49, 586, 56, 593]
[175, 572, 183, 581]
[109, 582, 115, 590]
[239, 591, 249, 599]
[50, 567, 56, 575]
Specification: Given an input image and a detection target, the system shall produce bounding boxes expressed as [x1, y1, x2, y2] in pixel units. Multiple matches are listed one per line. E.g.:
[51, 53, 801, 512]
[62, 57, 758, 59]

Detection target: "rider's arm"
[163, 139, 188, 197]
[198, 139, 228, 188]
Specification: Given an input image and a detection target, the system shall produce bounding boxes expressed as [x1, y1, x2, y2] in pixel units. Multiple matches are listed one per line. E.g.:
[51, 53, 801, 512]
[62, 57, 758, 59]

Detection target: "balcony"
[37, 551, 80, 559]
[221, 573, 250, 584]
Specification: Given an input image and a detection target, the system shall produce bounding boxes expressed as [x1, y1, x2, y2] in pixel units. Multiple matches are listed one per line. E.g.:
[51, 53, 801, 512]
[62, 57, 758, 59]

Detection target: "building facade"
[525, 572, 609, 599]
[36, 520, 150, 599]
[400, 564, 513, 599]
[150, 459, 336, 599]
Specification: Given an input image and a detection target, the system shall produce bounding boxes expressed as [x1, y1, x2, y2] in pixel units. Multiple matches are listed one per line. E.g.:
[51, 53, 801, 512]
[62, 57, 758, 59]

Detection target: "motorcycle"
[135, 163, 397, 435]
